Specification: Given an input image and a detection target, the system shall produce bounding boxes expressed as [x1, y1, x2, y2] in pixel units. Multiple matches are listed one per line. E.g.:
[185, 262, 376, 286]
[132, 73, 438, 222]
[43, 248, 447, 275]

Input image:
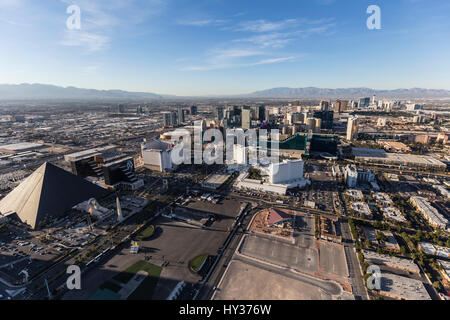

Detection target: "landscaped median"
[189, 254, 209, 273]
[94, 260, 163, 300]
[136, 225, 155, 240]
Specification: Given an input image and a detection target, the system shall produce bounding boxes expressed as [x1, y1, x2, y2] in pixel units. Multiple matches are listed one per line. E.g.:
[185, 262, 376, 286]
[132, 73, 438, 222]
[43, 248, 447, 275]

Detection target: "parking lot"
[0, 225, 71, 285]
[63, 197, 246, 300]
[239, 234, 319, 274]
[318, 242, 349, 277]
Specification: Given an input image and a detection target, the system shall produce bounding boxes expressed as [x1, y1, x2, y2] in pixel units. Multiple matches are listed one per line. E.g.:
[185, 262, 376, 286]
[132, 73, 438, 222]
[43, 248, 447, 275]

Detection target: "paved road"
[339, 219, 368, 300]
[197, 206, 255, 300]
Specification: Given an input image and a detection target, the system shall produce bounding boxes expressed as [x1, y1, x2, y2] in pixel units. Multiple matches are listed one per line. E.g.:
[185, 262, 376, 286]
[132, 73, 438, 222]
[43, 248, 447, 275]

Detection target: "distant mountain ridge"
[0, 83, 449, 100]
[246, 87, 450, 99]
[0, 83, 164, 100]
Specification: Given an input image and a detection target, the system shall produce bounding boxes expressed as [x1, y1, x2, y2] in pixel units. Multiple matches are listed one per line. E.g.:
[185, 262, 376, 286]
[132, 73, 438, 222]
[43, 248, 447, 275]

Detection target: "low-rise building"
[377, 273, 431, 300]
[346, 189, 364, 201]
[380, 141, 411, 153]
[410, 196, 449, 231]
[320, 214, 342, 243]
[380, 231, 401, 252]
[201, 174, 232, 190]
[0, 142, 45, 154]
[266, 208, 294, 228]
[373, 192, 393, 207]
[352, 202, 371, 217]
[352, 148, 446, 170]
[363, 250, 420, 274]
[418, 242, 450, 259]
[382, 207, 407, 223]
[434, 185, 450, 199]
[437, 260, 450, 286]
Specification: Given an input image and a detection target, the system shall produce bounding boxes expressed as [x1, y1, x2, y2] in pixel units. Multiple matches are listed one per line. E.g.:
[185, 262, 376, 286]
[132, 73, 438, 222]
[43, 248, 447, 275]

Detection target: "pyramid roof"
[0, 162, 109, 229]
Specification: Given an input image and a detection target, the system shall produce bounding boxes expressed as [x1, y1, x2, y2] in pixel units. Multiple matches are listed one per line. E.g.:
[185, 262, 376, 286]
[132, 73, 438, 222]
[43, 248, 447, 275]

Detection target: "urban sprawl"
[0, 96, 449, 301]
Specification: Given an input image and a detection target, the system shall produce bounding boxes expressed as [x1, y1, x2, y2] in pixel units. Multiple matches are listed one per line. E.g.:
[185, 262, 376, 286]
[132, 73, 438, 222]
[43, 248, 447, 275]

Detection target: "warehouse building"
[352, 148, 446, 170]
[376, 273, 431, 300]
[0, 142, 45, 154]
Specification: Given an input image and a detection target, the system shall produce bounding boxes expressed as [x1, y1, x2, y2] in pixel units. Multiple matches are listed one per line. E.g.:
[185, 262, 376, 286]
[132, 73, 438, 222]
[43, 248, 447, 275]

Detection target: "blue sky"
[0, 0, 449, 95]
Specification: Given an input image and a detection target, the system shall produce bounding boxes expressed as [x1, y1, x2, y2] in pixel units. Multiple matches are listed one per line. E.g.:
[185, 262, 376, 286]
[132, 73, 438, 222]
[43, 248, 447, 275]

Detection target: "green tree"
[358, 251, 365, 263]
[376, 231, 387, 243]
[400, 246, 407, 255]
[432, 281, 442, 290]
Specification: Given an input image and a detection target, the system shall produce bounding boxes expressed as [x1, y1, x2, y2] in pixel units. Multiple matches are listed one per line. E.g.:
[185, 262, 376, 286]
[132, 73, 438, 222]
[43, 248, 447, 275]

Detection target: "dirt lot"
[214, 260, 333, 300]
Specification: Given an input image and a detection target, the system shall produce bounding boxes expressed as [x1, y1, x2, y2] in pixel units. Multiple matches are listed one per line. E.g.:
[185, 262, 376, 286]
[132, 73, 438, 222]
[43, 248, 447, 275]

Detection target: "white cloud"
[60, 31, 110, 52]
[180, 48, 296, 71]
[176, 13, 335, 71]
[236, 19, 298, 33]
[249, 56, 297, 66]
[177, 19, 228, 27]
[233, 32, 294, 48]
[59, 0, 167, 52]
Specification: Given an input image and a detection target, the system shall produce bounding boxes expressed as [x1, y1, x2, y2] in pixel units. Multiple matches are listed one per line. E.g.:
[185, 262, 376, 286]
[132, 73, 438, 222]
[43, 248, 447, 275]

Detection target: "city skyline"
[0, 0, 449, 95]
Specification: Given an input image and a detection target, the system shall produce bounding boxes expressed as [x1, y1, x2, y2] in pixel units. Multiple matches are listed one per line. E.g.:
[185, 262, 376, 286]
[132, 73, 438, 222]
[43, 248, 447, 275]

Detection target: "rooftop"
[379, 273, 431, 300]
[352, 147, 446, 167]
[0, 142, 44, 153]
[363, 250, 419, 273]
[64, 145, 117, 162]
[266, 208, 292, 226]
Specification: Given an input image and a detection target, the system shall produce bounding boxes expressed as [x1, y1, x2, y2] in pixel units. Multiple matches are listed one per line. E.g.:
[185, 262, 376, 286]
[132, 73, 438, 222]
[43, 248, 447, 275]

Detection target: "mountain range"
[246, 87, 450, 99]
[0, 83, 450, 101]
[0, 83, 164, 101]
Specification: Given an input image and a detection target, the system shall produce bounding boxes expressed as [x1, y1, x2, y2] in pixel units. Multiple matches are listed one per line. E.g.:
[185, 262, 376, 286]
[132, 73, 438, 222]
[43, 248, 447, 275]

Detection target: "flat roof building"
[202, 174, 232, 190]
[363, 250, 420, 274]
[437, 260, 450, 286]
[418, 242, 450, 259]
[0, 142, 45, 154]
[410, 196, 449, 231]
[382, 207, 407, 223]
[352, 147, 446, 170]
[377, 273, 431, 300]
[64, 145, 117, 162]
[352, 202, 371, 217]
